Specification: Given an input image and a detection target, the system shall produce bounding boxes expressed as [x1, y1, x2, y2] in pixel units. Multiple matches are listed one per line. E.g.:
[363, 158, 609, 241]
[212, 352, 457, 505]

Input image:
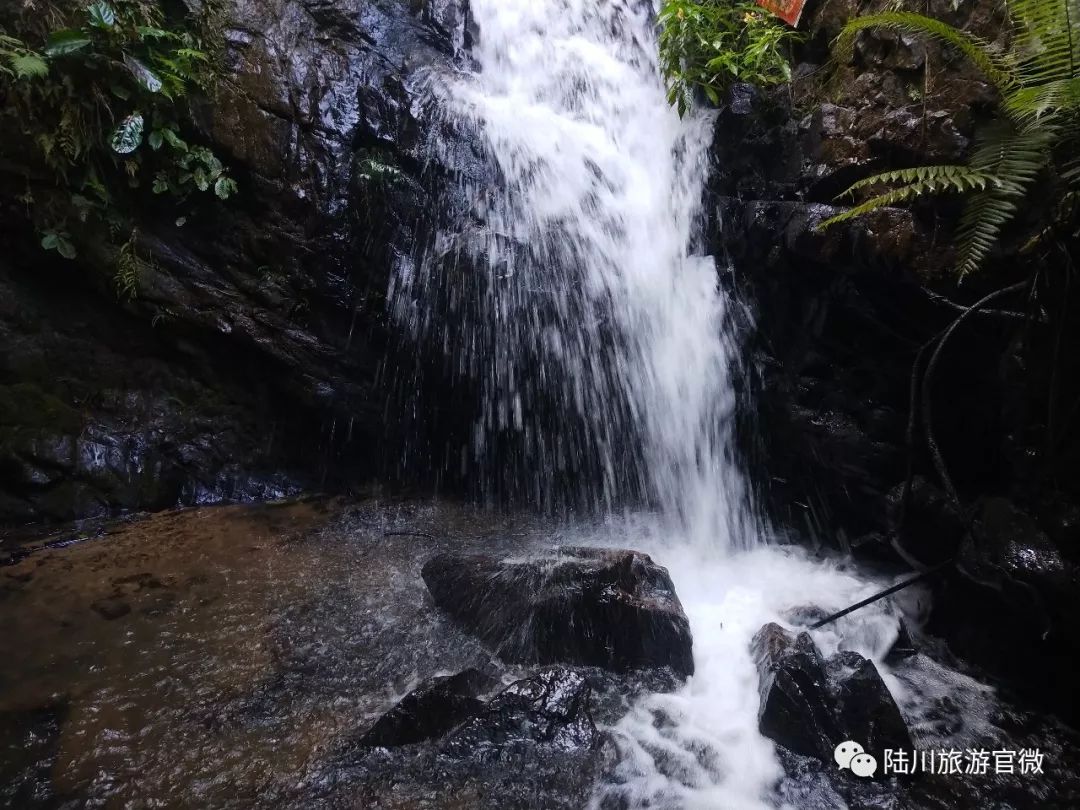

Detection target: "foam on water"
[394, 2, 1003, 807]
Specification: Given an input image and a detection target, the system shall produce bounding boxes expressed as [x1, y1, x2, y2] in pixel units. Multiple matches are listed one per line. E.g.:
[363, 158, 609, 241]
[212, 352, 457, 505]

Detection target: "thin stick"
[809, 559, 954, 630]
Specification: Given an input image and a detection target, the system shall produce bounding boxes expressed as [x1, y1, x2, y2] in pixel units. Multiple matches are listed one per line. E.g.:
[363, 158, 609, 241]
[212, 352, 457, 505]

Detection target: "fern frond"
[954, 123, 1055, 275]
[819, 175, 978, 230]
[1008, 0, 1080, 88]
[967, 120, 1054, 189]
[842, 165, 999, 196]
[10, 52, 48, 78]
[1002, 77, 1080, 123]
[833, 12, 1016, 93]
[1062, 151, 1080, 186]
[954, 189, 1022, 276]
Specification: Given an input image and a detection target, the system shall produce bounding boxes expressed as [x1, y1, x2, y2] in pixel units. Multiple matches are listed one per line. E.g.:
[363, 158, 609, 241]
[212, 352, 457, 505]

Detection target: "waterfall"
[392, 0, 756, 550]
[385, 2, 998, 808]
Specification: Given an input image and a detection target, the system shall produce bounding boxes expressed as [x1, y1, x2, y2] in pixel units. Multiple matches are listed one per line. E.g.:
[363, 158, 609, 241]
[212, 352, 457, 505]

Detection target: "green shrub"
[658, 0, 800, 116]
[0, 0, 236, 285]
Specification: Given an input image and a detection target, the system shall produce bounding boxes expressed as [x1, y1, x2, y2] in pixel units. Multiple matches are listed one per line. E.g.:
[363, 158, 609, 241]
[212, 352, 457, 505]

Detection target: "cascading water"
[392, 1, 1003, 808]
[393, 0, 754, 548]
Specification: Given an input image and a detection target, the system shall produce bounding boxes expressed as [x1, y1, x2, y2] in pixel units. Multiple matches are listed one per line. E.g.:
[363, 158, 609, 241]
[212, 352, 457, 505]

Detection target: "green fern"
[821, 166, 1001, 228]
[833, 13, 1015, 93]
[0, 34, 47, 79]
[115, 233, 143, 301]
[821, 1, 1080, 276]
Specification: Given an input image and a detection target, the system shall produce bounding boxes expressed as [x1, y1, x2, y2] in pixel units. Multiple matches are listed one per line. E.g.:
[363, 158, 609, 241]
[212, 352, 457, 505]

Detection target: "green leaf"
[44, 30, 92, 56]
[110, 113, 144, 154]
[148, 130, 163, 150]
[193, 167, 209, 191]
[41, 231, 77, 259]
[137, 26, 180, 41]
[87, 1, 117, 29]
[123, 55, 162, 93]
[109, 83, 131, 100]
[214, 176, 237, 199]
[152, 176, 169, 193]
[57, 236, 77, 259]
[10, 53, 48, 78]
[161, 128, 187, 152]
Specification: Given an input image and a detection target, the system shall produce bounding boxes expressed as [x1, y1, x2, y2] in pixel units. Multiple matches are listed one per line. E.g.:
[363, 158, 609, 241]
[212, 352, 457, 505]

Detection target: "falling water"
[392, 0, 755, 549]
[390, 1, 1003, 808]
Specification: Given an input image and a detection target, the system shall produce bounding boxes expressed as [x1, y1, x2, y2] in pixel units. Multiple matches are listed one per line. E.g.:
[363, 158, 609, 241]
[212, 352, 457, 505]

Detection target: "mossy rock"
[0, 384, 83, 434]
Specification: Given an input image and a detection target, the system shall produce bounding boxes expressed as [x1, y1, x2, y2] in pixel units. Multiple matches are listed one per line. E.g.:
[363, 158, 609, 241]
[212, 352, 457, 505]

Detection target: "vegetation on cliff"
[0, 0, 235, 294]
[658, 0, 1078, 278]
[819, 0, 1080, 277]
[658, 0, 799, 115]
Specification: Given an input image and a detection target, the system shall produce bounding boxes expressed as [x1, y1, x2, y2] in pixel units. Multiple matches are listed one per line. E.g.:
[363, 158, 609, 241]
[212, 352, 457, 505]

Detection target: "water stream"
[391, 1, 1021, 807]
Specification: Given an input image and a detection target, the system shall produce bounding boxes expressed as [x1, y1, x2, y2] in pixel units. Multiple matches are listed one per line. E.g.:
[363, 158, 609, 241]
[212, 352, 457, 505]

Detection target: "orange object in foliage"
[755, 0, 806, 27]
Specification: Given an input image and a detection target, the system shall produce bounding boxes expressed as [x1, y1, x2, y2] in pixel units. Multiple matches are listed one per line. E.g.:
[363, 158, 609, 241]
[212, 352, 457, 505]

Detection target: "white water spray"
[393, 2, 1000, 807]
[394, 0, 754, 549]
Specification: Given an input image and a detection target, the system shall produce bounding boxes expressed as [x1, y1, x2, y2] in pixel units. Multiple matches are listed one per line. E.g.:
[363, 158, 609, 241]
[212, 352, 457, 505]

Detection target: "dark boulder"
[752, 623, 911, 766]
[421, 547, 694, 677]
[826, 650, 912, 760]
[441, 667, 602, 762]
[753, 623, 841, 760]
[929, 497, 1080, 724]
[326, 667, 611, 809]
[357, 668, 495, 748]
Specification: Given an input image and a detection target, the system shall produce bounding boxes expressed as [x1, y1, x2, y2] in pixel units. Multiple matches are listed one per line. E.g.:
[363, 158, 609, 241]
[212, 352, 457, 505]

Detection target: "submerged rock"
[422, 547, 694, 676]
[752, 623, 911, 766]
[357, 668, 495, 748]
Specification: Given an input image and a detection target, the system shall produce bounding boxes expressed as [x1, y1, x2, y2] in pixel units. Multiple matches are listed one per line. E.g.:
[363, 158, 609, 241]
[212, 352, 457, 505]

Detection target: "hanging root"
[920, 280, 1031, 504]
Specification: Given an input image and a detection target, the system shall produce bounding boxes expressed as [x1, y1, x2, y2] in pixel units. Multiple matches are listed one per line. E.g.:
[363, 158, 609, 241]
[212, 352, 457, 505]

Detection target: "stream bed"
[3, 497, 1078, 809]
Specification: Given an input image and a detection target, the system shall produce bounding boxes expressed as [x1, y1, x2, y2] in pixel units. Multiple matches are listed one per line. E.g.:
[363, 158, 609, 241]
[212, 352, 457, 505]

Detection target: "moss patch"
[0, 384, 83, 434]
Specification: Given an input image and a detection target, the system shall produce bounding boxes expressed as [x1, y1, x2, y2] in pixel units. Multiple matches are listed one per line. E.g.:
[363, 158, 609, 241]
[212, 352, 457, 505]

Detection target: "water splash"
[392, 0, 755, 549]
[391, 2, 1013, 808]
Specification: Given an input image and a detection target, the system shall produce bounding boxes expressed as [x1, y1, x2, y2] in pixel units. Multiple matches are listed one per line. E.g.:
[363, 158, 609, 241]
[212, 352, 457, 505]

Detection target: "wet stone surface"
[422, 547, 695, 677]
[3, 497, 1080, 809]
[0, 498, 653, 808]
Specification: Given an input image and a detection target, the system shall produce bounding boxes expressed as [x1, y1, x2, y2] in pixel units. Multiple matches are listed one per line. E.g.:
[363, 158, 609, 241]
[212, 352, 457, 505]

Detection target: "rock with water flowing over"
[752, 623, 911, 766]
[421, 547, 694, 677]
[357, 668, 495, 748]
[441, 668, 603, 761]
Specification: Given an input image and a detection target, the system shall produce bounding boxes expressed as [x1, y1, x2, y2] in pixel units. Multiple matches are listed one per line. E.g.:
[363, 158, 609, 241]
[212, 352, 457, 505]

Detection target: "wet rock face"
[442, 668, 603, 761]
[337, 666, 612, 808]
[422, 547, 695, 677]
[928, 497, 1080, 725]
[0, 1, 474, 525]
[714, 0, 1020, 551]
[357, 668, 495, 747]
[752, 623, 912, 765]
